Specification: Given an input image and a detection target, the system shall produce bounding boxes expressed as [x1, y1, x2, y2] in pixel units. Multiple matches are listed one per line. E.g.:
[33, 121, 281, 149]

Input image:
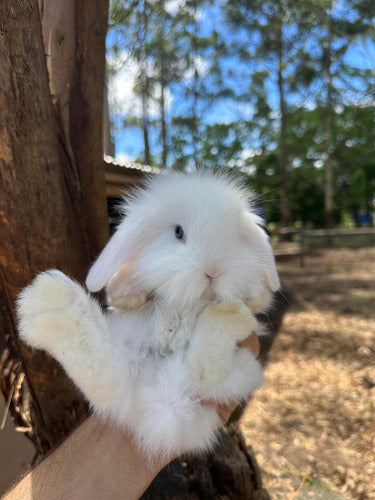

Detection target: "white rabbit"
[17, 172, 280, 457]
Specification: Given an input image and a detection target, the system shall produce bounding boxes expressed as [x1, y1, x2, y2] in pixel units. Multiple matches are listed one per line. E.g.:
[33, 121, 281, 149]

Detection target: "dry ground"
[241, 247, 375, 499]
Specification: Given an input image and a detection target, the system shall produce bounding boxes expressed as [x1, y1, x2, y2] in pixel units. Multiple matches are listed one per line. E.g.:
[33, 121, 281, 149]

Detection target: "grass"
[240, 247, 375, 499]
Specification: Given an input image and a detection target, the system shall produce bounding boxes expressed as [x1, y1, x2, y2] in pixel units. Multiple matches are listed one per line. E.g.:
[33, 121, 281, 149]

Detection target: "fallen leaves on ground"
[241, 247, 375, 499]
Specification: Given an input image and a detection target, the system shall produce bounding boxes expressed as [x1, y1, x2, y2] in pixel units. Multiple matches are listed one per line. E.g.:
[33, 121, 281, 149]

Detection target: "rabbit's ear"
[241, 211, 280, 292]
[86, 217, 144, 293]
[106, 262, 147, 310]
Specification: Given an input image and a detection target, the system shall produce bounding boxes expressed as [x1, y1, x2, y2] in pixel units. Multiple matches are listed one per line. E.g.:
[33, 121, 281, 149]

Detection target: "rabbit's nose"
[205, 272, 215, 284]
[205, 269, 223, 283]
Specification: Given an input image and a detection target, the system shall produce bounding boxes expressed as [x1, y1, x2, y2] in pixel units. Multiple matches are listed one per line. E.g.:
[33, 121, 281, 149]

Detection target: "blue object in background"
[357, 210, 373, 226]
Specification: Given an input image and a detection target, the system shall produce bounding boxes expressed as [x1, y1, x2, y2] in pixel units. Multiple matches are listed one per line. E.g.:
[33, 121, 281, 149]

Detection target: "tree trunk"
[276, 17, 291, 229]
[0, 0, 108, 455]
[103, 73, 116, 157]
[324, 13, 334, 228]
[141, 66, 152, 165]
[39, 0, 109, 255]
[142, 425, 270, 500]
[69, 1, 110, 254]
[192, 67, 199, 171]
[190, 0, 200, 171]
[160, 55, 168, 167]
[140, 0, 151, 166]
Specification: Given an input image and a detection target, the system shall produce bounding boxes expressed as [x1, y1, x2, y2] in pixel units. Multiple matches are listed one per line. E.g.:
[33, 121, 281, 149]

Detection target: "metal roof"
[104, 156, 161, 197]
[104, 155, 162, 174]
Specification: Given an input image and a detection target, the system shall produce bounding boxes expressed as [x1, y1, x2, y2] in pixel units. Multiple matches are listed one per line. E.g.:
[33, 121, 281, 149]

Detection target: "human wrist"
[64, 415, 168, 499]
[5, 414, 168, 500]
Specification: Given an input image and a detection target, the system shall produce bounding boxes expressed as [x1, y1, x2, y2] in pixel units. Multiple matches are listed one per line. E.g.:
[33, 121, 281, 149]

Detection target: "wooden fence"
[272, 227, 375, 267]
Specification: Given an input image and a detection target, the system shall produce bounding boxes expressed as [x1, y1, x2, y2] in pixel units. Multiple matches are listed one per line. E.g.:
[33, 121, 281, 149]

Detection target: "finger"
[237, 332, 260, 358]
[201, 399, 238, 424]
[216, 401, 237, 423]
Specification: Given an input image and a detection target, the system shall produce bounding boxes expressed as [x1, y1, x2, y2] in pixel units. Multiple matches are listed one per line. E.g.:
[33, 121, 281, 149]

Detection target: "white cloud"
[165, 0, 205, 21]
[108, 51, 173, 118]
[108, 53, 138, 115]
[183, 55, 210, 81]
[165, 0, 186, 15]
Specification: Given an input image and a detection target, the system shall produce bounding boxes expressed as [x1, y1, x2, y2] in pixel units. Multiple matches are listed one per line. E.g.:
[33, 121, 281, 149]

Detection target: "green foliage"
[108, 0, 375, 227]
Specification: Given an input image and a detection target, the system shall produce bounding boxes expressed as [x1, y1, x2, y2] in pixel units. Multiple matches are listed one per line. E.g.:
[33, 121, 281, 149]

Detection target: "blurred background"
[106, 0, 375, 230]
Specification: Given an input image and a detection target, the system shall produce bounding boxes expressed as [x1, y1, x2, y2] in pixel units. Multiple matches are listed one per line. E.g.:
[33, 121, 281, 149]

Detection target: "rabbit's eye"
[175, 225, 184, 240]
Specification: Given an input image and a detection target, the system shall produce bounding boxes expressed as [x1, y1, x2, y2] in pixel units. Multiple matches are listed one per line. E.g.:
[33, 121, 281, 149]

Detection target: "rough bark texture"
[69, 0, 110, 255]
[39, 0, 110, 255]
[0, 0, 108, 455]
[142, 426, 270, 500]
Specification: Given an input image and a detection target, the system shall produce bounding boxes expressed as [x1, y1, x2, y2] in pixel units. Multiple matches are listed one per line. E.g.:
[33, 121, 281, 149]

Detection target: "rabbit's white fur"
[17, 173, 279, 457]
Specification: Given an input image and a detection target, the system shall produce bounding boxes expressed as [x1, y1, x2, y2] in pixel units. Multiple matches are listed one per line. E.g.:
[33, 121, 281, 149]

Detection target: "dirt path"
[241, 247, 375, 499]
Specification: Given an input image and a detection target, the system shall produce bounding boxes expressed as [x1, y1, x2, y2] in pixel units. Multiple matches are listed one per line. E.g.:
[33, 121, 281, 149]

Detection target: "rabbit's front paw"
[202, 347, 263, 402]
[187, 301, 258, 394]
[17, 270, 87, 351]
[201, 300, 258, 343]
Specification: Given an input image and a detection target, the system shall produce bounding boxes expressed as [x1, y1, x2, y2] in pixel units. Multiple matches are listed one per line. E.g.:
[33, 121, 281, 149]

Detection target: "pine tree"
[291, 0, 375, 226]
[224, 0, 312, 226]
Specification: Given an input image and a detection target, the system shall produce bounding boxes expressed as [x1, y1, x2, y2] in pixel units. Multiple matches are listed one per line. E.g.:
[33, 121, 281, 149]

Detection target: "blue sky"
[106, 1, 375, 164]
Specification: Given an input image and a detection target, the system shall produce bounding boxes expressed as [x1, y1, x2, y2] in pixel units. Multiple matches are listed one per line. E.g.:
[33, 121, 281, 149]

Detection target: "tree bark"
[0, 0, 108, 455]
[142, 425, 270, 500]
[69, 0, 110, 254]
[103, 74, 116, 157]
[39, 0, 110, 255]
